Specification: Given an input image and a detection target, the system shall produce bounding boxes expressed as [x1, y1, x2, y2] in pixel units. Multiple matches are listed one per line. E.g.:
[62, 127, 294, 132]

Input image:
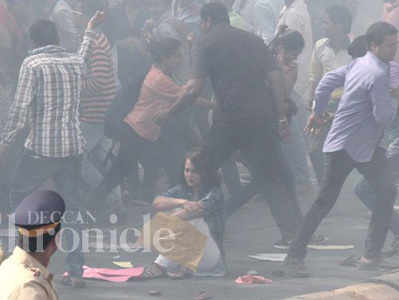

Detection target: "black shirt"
[194, 24, 279, 125]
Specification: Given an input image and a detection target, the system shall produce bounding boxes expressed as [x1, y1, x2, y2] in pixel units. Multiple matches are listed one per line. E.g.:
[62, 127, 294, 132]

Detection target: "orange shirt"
[124, 66, 184, 142]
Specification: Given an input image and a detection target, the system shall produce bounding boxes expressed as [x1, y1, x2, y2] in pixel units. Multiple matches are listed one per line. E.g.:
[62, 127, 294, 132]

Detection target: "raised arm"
[78, 11, 105, 63]
[313, 65, 347, 117]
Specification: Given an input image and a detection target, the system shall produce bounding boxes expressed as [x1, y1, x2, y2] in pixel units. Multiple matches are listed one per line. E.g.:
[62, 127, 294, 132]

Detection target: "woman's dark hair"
[17, 223, 61, 253]
[181, 149, 221, 193]
[326, 5, 353, 35]
[270, 27, 305, 54]
[348, 35, 368, 59]
[148, 36, 181, 64]
[366, 21, 398, 48]
[29, 20, 60, 48]
[200, 2, 230, 26]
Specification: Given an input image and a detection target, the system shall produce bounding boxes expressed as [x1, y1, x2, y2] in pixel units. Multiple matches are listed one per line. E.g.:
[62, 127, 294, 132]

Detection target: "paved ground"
[2, 172, 399, 300]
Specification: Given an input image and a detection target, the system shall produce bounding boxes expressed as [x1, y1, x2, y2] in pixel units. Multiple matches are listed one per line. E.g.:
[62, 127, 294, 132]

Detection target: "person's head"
[149, 36, 182, 71]
[348, 35, 368, 59]
[17, 223, 61, 257]
[14, 191, 65, 263]
[182, 150, 220, 193]
[366, 21, 398, 62]
[200, 2, 230, 34]
[29, 20, 60, 48]
[324, 5, 352, 39]
[271, 27, 305, 65]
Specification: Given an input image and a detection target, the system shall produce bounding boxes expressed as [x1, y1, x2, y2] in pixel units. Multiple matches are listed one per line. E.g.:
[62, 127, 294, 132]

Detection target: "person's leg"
[220, 158, 242, 199]
[308, 126, 330, 185]
[287, 151, 354, 261]
[200, 124, 237, 217]
[80, 122, 105, 188]
[309, 149, 324, 185]
[53, 156, 85, 278]
[89, 125, 140, 206]
[9, 152, 61, 212]
[355, 178, 399, 236]
[282, 117, 312, 188]
[356, 148, 397, 260]
[239, 123, 303, 242]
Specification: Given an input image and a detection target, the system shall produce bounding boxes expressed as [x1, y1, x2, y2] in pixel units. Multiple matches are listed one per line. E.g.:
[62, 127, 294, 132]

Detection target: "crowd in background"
[0, 0, 397, 283]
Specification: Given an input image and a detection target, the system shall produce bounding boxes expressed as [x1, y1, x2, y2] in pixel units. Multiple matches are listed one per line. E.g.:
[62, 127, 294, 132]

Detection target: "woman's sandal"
[140, 263, 167, 280]
[167, 267, 193, 280]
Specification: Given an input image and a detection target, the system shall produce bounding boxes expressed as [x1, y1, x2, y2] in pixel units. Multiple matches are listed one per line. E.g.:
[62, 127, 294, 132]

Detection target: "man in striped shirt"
[79, 0, 118, 189]
[0, 12, 105, 287]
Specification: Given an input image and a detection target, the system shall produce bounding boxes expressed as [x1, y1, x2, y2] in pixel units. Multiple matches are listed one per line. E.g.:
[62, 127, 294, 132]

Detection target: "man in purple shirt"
[284, 22, 398, 275]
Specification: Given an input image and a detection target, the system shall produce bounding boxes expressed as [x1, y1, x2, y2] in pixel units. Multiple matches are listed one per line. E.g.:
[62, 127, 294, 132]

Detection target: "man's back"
[3, 45, 85, 158]
[195, 24, 278, 125]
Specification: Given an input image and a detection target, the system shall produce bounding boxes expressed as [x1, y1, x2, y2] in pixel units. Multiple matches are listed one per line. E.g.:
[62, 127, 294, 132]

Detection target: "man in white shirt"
[233, 0, 283, 43]
[276, 0, 313, 98]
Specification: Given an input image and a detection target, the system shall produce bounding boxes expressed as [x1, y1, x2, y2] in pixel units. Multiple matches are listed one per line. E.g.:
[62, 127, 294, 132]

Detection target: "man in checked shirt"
[0, 11, 105, 288]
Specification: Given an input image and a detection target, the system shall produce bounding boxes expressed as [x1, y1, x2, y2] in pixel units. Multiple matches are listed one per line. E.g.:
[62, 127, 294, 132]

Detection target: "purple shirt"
[314, 52, 397, 163]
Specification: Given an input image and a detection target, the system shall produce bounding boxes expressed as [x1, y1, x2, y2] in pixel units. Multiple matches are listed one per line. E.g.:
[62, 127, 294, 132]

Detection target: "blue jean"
[81, 122, 107, 188]
[282, 116, 311, 187]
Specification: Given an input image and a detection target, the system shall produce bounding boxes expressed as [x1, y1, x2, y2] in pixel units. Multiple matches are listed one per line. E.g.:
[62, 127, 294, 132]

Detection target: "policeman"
[0, 190, 65, 300]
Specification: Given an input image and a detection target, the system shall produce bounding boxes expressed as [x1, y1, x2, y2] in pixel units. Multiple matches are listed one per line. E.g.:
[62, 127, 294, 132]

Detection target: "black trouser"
[91, 124, 154, 204]
[92, 123, 183, 205]
[288, 148, 397, 260]
[201, 119, 303, 241]
[10, 150, 84, 277]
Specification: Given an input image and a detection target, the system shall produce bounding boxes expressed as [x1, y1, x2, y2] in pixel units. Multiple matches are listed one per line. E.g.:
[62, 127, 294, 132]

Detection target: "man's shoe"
[273, 239, 293, 250]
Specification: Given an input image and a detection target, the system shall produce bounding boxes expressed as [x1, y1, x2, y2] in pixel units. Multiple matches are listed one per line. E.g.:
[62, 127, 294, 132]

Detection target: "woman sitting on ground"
[142, 150, 225, 279]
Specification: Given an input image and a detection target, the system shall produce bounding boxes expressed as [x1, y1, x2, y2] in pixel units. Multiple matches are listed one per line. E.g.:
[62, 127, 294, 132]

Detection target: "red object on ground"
[235, 274, 273, 285]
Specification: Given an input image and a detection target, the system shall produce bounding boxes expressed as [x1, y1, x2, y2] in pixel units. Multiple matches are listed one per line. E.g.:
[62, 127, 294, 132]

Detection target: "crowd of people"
[0, 0, 398, 297]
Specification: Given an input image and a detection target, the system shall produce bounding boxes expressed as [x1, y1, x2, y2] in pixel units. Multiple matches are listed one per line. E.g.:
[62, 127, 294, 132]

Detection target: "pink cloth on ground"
[81, 265, 144, 282]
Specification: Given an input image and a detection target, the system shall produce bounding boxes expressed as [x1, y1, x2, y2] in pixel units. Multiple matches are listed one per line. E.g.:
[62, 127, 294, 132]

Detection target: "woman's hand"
[183, 201, 203, 214]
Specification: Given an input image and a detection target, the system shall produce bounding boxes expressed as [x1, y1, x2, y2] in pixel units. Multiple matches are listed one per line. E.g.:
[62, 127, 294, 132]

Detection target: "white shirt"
[233, 0, 283, 43]
[277, 0, 313, 98]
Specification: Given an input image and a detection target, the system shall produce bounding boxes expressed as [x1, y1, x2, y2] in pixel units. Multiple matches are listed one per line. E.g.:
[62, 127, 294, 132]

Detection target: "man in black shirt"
[173, 2, 303, 247]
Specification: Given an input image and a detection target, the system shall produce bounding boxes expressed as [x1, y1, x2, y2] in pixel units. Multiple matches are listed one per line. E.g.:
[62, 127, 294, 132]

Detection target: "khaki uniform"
[0, 247, 57, 300]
